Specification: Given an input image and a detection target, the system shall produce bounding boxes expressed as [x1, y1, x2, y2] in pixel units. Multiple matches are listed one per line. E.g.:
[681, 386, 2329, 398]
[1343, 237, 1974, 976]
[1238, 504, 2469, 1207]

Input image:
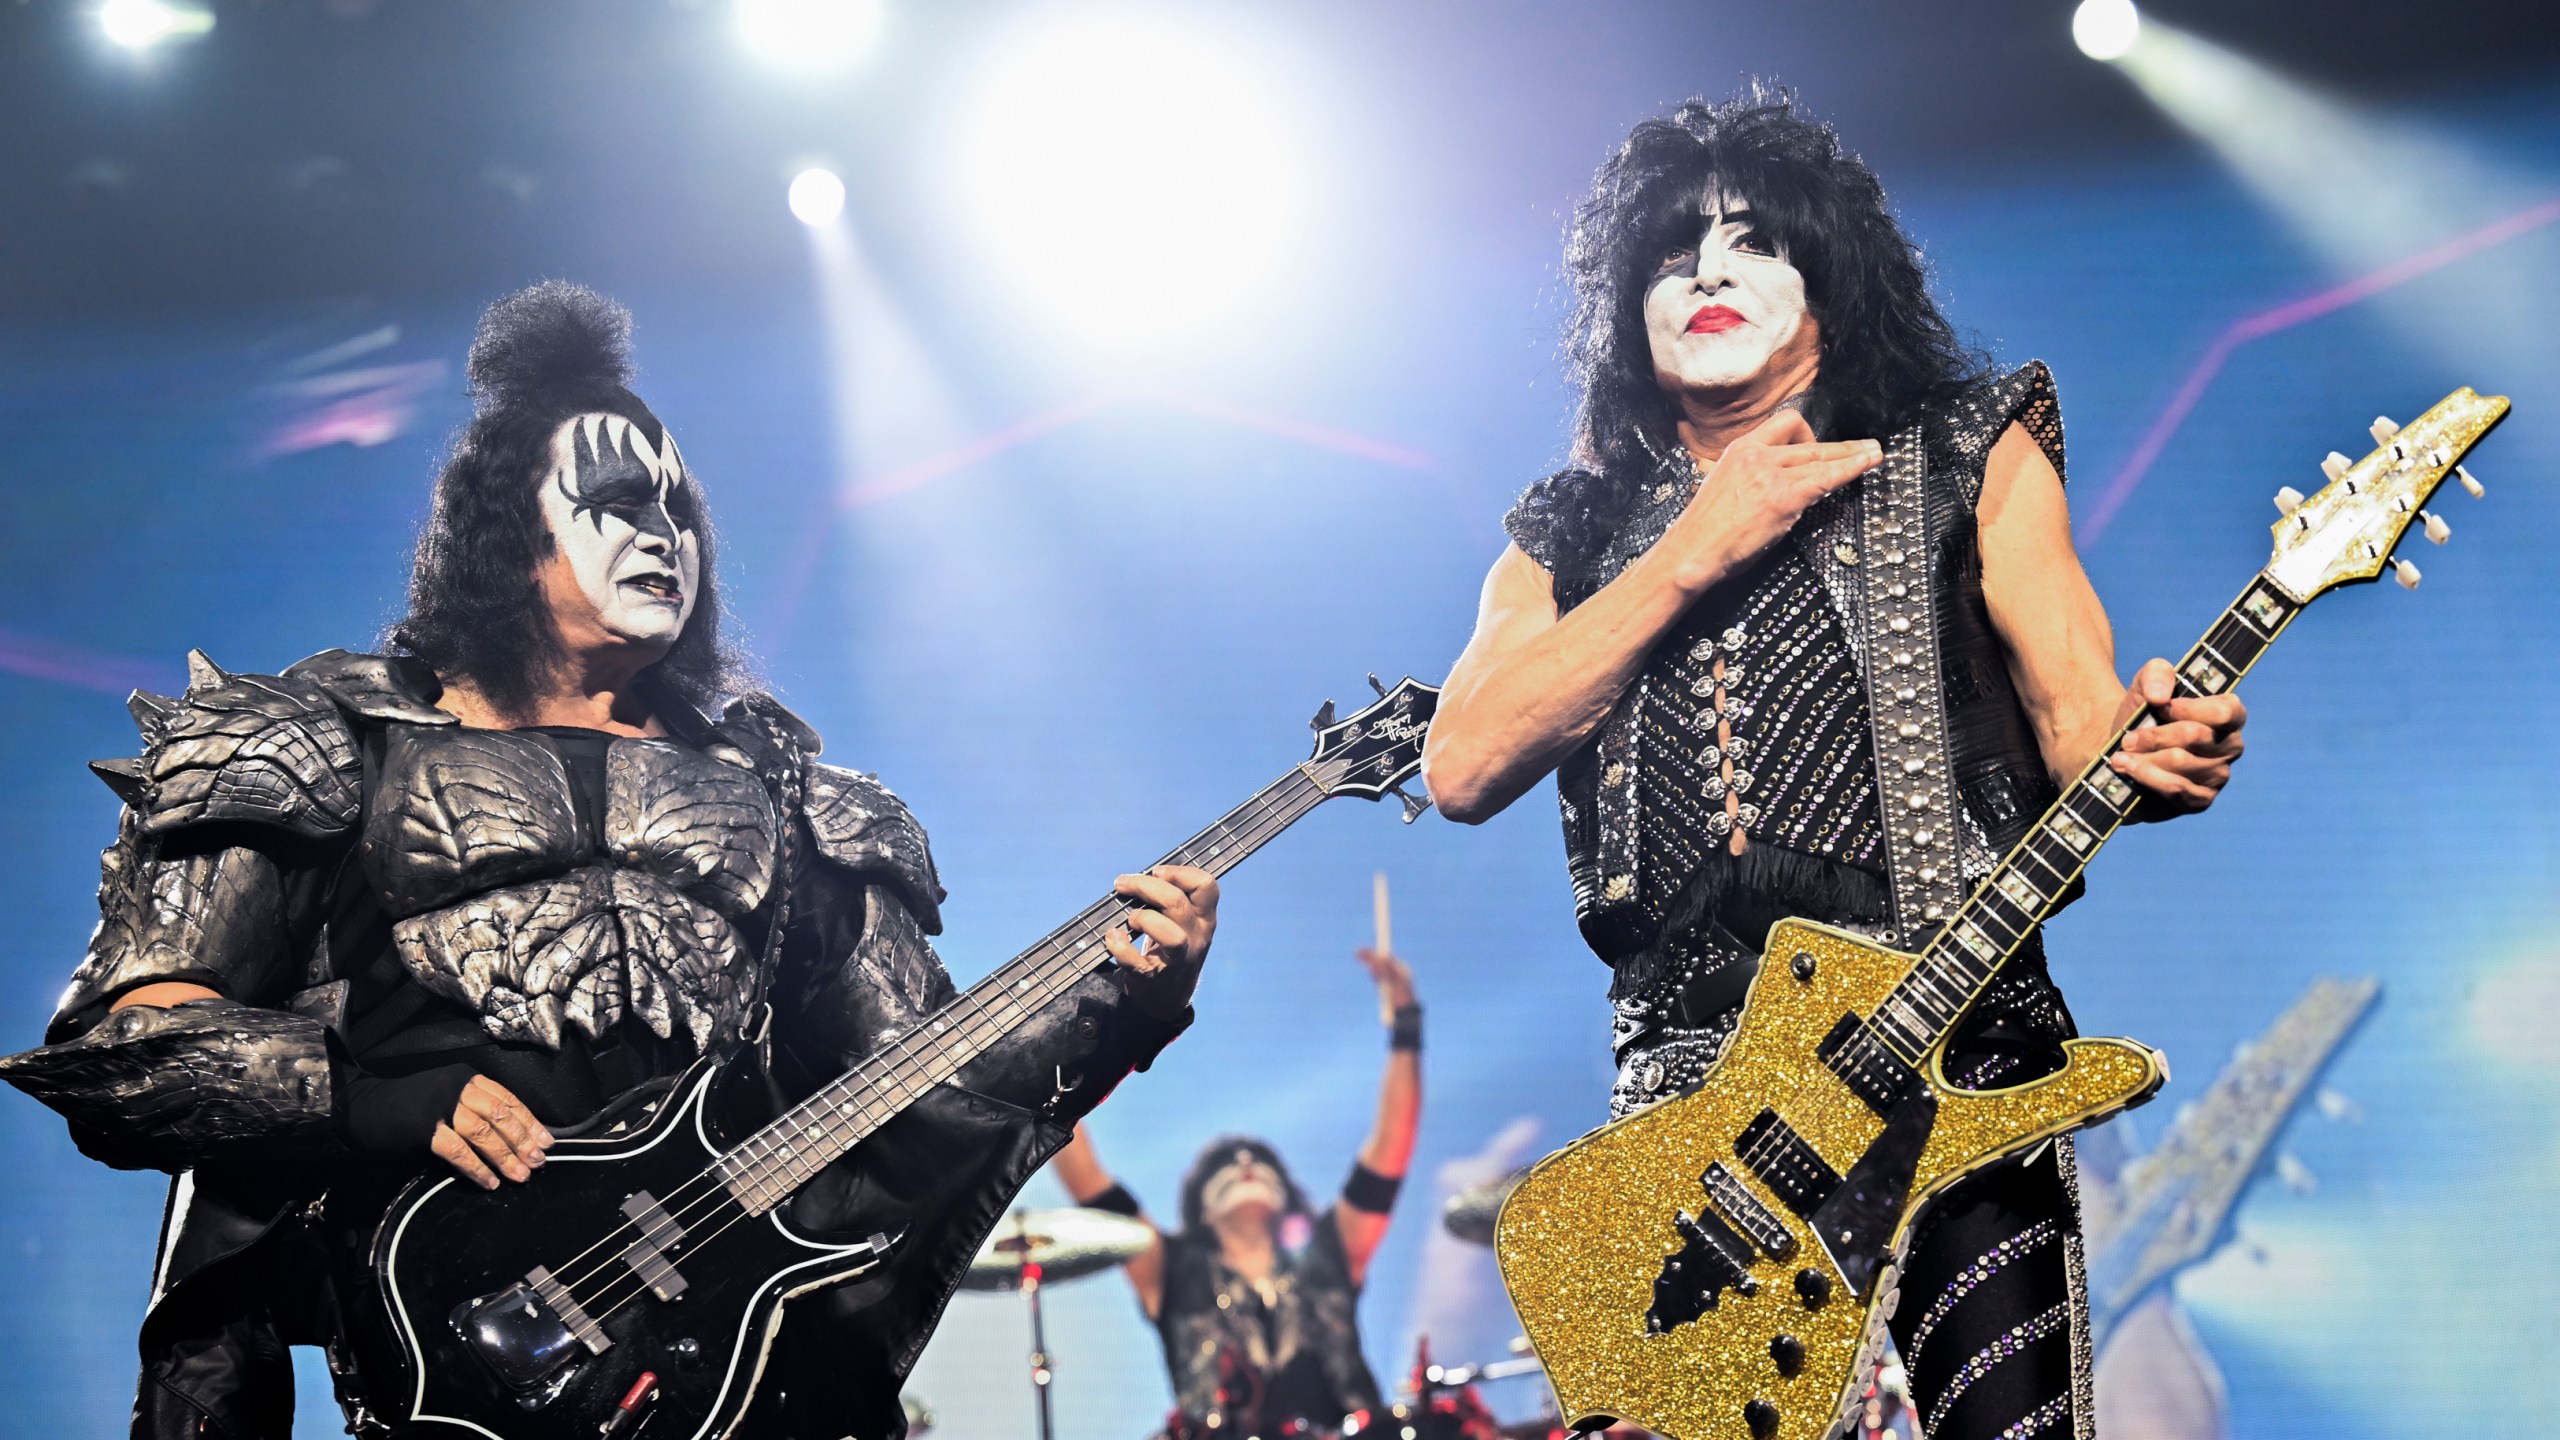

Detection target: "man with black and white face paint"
[3, 281, 1222, 1440]
[1051, 946, 1425, 1437]
[1426, 90, 2249, 1440]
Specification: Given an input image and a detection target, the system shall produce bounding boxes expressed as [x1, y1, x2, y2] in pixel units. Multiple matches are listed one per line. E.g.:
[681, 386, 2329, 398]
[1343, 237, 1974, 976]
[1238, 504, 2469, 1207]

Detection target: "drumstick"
[1372, 871, 1394, 1026]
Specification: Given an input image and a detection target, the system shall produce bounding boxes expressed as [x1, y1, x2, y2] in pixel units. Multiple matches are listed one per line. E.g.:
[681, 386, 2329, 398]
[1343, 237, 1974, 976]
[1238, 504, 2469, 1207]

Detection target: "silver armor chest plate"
[364, 726, 780, 1051]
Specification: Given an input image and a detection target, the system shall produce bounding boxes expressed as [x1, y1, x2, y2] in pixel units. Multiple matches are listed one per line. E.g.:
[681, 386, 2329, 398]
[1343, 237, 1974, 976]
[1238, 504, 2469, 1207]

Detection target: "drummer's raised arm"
[1052, 1123, 1167, 1318]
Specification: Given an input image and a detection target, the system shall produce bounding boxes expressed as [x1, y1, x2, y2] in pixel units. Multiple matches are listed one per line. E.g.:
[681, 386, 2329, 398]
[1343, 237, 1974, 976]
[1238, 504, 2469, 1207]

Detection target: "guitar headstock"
[2263, 387, 2509, 602]
[1304, 675, 1440, 821]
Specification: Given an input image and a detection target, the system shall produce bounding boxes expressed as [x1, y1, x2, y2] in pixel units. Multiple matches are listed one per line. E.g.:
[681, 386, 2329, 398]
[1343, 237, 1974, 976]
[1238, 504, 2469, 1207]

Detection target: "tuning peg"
[2456, 465, 2485, 499]
[1388, 782, 1433, 824]
[1367, 673, 1389, 699]
[2422, 511, 2451, 544]
[2370, 416, 2400, 444]
[2273, 486, 2305, 516]
[2320, 452, 2350, 482]
[2394, 558, 2422, 589]
[1310, 699, 1337, 731]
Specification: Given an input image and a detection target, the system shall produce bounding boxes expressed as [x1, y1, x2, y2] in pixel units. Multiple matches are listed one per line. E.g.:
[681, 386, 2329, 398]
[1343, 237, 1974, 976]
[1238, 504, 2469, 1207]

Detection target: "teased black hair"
[389, 281, 745, 721]
[1177, 1134, 1312, 1236]
[1554, 84, 1989, 550]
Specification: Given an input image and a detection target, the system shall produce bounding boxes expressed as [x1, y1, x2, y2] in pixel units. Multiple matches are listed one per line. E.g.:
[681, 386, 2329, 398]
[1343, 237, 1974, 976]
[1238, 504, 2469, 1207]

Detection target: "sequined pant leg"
[1885, 1141, 2091, 1440]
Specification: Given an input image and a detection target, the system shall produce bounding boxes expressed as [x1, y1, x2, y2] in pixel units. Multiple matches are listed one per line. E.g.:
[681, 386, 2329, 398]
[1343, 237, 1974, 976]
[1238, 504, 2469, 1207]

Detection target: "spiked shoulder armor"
[96, 648, 441, 842]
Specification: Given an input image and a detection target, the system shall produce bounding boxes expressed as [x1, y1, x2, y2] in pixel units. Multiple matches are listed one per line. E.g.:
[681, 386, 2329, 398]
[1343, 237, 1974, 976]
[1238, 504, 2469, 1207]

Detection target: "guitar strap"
[1804, 424, 1967, 950]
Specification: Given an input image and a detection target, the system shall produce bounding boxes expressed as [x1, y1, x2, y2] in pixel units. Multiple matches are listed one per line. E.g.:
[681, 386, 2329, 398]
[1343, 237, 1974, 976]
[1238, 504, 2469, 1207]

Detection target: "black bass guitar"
[354, 676, 1438, 1439]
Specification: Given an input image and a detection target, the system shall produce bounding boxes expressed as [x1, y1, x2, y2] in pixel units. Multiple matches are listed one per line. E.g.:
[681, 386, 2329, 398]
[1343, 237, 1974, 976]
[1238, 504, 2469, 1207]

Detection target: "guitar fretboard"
[713, 765, 1333, 1213]
[1857, 571, 2306, 1064]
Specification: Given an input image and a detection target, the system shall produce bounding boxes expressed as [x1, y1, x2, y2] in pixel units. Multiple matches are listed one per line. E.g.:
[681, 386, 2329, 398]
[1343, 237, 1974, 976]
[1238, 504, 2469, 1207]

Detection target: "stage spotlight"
[955, 9, 1307, 347]
[2072, 0, 2139, 61]
[735, 0, 883, 73]
[98, 0, 212, 50]
[790, 167, 847, 227]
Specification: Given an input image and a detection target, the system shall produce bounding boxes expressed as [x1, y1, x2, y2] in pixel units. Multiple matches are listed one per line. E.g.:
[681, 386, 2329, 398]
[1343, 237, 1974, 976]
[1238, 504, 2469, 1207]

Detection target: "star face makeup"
[537, 412, 702, 651]
[1642, 195, 1813, 395]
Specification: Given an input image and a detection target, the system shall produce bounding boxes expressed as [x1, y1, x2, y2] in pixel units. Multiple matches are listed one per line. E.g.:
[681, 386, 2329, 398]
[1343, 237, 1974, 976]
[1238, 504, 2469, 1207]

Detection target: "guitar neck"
[1863, 571, 2307, 1064]
[714, 765, 1333, 1211]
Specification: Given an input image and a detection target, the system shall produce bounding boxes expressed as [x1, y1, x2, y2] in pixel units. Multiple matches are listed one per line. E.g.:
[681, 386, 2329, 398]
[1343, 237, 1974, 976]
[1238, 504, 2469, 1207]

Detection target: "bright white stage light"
[736, 0, 883, 73]
[955, 8, 1308, 346]
[2072, 0, 2140, 61]
[789, 167, 847, 227]
[99, 0, 212, 50]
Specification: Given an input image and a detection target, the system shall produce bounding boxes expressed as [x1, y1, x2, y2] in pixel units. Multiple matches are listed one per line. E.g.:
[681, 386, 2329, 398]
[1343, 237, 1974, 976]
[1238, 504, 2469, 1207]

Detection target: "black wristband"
[1388, 1003, 1423, 1052]
[1085, 1183, 1143, 1218]
[342, 1063, 477, 1154]
[1343, 1161, 1403, 1215]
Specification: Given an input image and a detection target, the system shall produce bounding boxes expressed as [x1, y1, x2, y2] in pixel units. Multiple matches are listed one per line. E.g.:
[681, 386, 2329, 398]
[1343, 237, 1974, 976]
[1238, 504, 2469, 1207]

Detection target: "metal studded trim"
[1844, 425, 1968, 947]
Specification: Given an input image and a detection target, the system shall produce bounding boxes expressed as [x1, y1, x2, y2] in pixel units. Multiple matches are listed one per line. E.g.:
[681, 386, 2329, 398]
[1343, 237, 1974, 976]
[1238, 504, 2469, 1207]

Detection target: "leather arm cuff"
[0, 998, 340, 1172]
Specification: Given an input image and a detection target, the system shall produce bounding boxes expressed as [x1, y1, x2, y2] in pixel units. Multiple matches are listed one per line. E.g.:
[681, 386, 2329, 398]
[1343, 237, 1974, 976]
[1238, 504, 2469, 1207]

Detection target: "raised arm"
[1051, 1123, 1168, 1318]
[1332, 948, 1422, 1283]
[1423, 413, 1879, 822]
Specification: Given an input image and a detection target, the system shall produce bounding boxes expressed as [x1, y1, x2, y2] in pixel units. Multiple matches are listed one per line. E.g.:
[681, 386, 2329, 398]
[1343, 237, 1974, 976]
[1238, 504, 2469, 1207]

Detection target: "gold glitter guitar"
[1493, 388, 2509, 1440]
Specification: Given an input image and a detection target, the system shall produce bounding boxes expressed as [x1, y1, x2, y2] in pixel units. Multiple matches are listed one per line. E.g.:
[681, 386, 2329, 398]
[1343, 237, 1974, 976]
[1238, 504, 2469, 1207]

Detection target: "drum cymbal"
[1440, 1169, 1525, 1247]
[961, 1206, 1157, 1290]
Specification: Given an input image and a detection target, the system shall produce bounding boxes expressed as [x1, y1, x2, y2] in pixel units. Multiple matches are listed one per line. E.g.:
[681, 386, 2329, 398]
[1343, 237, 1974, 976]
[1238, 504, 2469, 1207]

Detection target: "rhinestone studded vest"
[1506, 365, 2075, 1057]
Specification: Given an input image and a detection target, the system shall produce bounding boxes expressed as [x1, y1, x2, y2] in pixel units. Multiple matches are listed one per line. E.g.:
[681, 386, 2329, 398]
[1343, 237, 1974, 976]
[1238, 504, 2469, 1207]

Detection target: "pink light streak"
[2077, 194, 2560, 548]
[765, 388, 1435, 653]
[0, 628, 177, 697]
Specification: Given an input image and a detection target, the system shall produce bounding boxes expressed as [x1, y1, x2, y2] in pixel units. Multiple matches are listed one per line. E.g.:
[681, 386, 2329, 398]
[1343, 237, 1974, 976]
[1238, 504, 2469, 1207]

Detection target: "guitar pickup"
[620, 1191, 691, 1302]
[1701, 1161, 1796, 1261]
[1735, 1109, 1845, 1218]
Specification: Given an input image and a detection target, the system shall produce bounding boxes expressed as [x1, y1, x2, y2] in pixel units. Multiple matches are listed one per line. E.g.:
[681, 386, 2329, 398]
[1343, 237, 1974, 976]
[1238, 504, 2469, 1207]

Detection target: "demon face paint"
[1643, 194, 1813, 395]
[538, 413, 702, 650]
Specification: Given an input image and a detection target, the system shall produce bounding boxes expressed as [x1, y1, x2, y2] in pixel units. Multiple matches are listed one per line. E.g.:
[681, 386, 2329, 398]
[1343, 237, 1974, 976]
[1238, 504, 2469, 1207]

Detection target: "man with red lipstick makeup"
[1422, 89, 2244, 1440]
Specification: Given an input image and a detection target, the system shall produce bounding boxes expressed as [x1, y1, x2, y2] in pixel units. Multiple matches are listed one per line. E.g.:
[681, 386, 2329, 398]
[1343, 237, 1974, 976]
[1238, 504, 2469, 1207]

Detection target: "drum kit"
[934, 1167, 1910, 1440]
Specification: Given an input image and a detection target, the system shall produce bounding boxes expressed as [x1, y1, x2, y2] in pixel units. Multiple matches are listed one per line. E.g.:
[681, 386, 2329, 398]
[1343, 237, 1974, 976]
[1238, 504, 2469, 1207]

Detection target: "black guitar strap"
[1803, 424, 1967, 951]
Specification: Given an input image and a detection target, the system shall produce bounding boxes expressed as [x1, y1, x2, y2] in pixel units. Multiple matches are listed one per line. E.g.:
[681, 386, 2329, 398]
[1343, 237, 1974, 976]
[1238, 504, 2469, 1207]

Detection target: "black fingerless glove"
[341, 1063, 476, 1154]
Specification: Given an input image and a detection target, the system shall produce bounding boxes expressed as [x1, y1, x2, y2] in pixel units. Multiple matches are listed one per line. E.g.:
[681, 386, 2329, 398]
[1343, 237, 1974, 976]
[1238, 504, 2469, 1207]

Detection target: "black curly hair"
[1558, 83, 1988, 527]
[1177, 1135, 1313, 1235]
[389, 281, 746, 721]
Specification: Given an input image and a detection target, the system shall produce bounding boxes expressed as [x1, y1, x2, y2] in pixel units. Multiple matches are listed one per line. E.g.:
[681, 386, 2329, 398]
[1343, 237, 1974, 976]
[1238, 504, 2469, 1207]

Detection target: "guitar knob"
[1790, 952, 1816, 982]
[1744, 1399, 1780, 1438]
[2319, 452, 2350, 481]
[2394, 559, 2421, 590]
[2273, 486, 2304, 516]
[1794, 1268, 1832, 1307]
[2422, 511, 2451, 544]
[1770, 1333, 1805, 1375]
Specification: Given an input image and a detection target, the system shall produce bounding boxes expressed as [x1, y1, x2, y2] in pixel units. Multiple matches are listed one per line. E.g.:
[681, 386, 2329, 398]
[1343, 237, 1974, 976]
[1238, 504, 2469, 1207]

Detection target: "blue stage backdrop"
[3, 68, 2556, 1440]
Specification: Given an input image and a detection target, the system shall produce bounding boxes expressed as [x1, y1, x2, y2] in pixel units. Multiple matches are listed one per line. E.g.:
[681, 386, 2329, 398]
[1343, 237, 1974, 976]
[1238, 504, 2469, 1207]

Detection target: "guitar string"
[1665, 584, 2284, 1263]
[537, 769, 1324, 1297]
[555, 773, 1330, 1320]
[565, 781, 1327, 1325]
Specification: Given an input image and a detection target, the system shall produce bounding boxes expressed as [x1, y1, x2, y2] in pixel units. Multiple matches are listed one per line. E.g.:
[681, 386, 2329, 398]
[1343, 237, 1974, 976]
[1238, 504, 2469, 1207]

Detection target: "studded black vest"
[1504, 366, 2079, 1102]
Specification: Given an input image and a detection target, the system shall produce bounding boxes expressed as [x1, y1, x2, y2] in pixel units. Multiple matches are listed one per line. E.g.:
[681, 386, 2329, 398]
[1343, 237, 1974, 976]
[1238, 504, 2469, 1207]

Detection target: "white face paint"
[1201, 1152, 1285, 1227]
[537, 413, 702, 650]
[1642, 193, 1813, 394]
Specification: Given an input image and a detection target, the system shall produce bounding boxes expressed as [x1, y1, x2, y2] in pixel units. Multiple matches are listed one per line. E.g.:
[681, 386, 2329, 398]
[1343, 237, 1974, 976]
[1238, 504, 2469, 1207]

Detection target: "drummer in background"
[1052, 946, 1423, 1437]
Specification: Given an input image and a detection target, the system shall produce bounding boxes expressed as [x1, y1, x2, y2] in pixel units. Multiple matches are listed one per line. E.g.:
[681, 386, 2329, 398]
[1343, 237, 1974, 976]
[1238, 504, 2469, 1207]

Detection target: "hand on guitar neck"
[1107, 864, 1221, 1022]
[2104, 656, 2247, 819]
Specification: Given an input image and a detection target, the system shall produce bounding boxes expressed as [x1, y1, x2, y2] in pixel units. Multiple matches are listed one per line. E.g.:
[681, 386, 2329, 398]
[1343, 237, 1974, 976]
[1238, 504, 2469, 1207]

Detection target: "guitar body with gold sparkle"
[1494, 917, 2165, 1440]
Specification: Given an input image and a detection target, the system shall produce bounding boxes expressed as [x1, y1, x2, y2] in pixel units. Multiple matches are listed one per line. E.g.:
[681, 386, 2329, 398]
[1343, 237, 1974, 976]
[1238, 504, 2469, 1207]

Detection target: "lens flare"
[2072, 0, 2140, 61]
[735, 0, 883, 73]
[789, 167, 847, 227]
